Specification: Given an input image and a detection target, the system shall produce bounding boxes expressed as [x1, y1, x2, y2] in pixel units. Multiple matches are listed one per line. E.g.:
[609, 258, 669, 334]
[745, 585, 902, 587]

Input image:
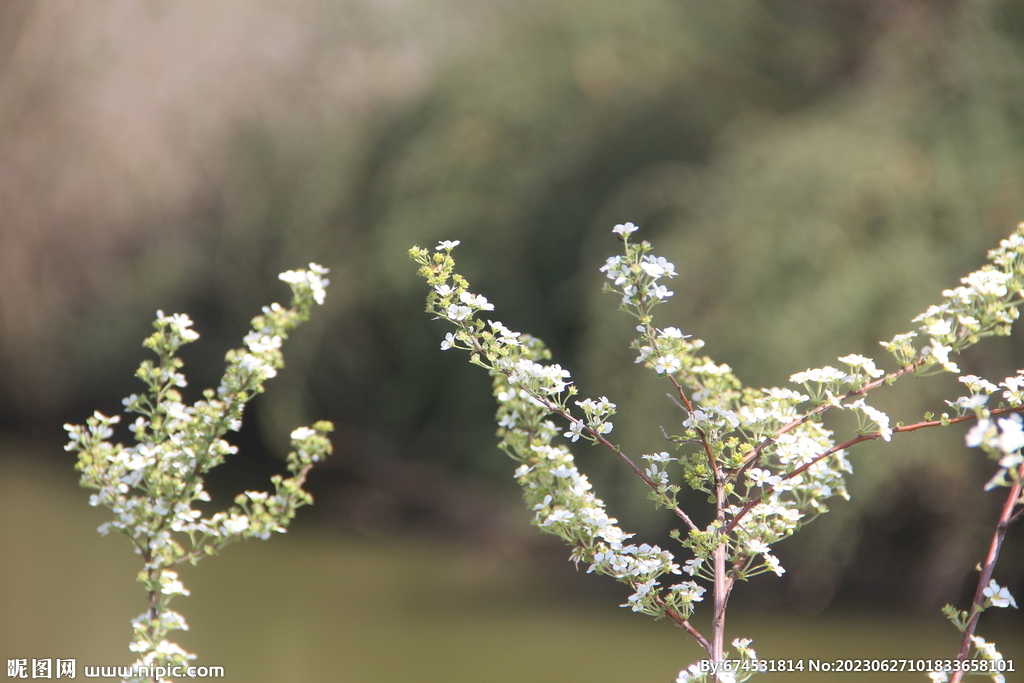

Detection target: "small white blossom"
[926, 339, 960, 373]
[847, 399, 892, 441]
[447, 304, 472, 321]
[224, 515, 250, 534]
[459, 290, 494, 311]
[682, 558, 703, 576]
[612, 222, 639, 236]
[923, 319, 952, 337]
[746, 468, 781, 488]
[564, 420, 586, 442]
[838, 354, 884, 378]
[746, 539, 770, 555]
[669, 581, 707, 602]
[790, 366, 847, 384]
[651, 283, 674, 300]
[996, 415, 1024, 454]
[160, 571, 190, 596]
[763, 553, 785, 576]
[966, 418, 992, 448]
[541, 509, 575, 526]
[290, 427, 317, 441]
[654, 355, 682, 375]
[643, 255, 677, 278]
[983, 580, 1018, 609]
[156, 311, 200, 342]
[676, 664, 703, 683]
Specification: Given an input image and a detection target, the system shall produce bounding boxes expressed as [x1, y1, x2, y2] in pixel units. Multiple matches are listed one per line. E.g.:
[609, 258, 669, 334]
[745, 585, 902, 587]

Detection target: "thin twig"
[656, 597, 712, 652]
[470, 329, 701, 531]
[949, 462, 1024, 683]
[740, 361, 924, 470]
[725, 406, 1024, 534]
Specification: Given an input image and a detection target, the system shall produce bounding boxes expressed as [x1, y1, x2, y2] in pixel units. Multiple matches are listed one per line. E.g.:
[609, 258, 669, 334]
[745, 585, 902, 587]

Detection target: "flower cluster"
[945, 368, 1024, 490]
[413, 223, 1024, 682]
[66, 265, 333, 681]
[882, 230, 1024, 376]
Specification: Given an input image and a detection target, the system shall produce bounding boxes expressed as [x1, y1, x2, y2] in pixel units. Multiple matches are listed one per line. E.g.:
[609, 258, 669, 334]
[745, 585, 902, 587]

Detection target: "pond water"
[2, 454, 1019, 682]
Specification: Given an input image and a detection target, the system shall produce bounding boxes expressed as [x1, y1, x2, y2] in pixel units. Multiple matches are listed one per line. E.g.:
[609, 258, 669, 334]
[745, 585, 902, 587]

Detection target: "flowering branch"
[67, 264, 333, 683]
[948, 464, 1022, 683]
[412, 223, 1024, 682]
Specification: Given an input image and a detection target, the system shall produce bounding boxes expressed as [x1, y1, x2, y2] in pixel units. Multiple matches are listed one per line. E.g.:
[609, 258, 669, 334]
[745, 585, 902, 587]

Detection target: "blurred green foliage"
[1, 0, 1022, 613]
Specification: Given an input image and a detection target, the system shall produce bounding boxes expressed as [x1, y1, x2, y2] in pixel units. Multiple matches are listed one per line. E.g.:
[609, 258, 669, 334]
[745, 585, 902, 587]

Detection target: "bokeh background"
[2, 0, 1023, 680]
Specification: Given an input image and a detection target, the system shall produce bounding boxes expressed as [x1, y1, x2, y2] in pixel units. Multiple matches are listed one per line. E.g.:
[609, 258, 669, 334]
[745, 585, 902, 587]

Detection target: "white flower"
[460, 290, 491, 311]
[654, 355, 682, 375]
[1001, 373, 1024, 405]
[278, 267, 329, 304]
[669, 581, 706, 602]
[224, 515, 250, 534]
[746, 468, 781, 488]
[960, 375, 998, 394]
[983, 580, 1018, 609]
[488, 320, 522, 343]
[928, 672, 949, 682]
[306, 265, 329, 304]
[847, 399, 892, 441]
[238, 353, 277, 380]
[153, 640, 194, 659]
[963, 269, 1011, 298]
[996, 415, 1024, 454]
[446, 304, 472, 321]
[838, 354, 884, 378]
[746, 539, 770, 555]
[532, 495, 553, 511]
[682, 558, 703, 576]
[600, 255, 629, 285]
[161, 610, 190, 632]
[958, 314, 981, 330]
[644, 256, 677, 278]
[159, 571, 191, 596]
[692, 362, 732, 376]
[244, 332, 283, 354]
[924, 319, 952, 337]
[440, 332, 457, 350]
[564, 420, 586, 442]
[913, 304, 950, 323]
[926, 339, 960, 373]
[290, 427, 317, 441]
[459, 291, 494, 311]
[763, 553, 785, 576]
[651, 284, 674, 300]
[966, 418, 992, 448]
[541, 509, 575, 526]
[676, 664, 702, 683]
[156, 311, 200, 342]
[659, 327, 689, 340]
[436, 240, 461, 250]
[682, 409, 707, 429]
[612, 222, 639, 236]
[790, 366, 847, 384]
